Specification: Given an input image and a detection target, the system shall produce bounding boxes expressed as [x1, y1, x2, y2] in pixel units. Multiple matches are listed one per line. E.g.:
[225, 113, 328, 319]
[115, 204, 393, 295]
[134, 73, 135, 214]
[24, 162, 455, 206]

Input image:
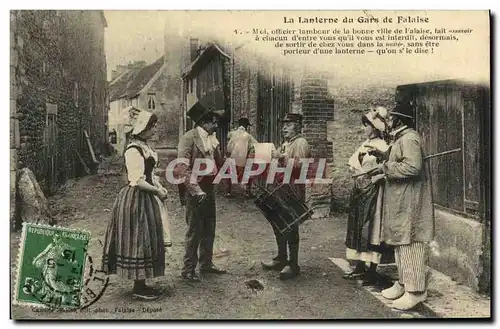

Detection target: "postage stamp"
[14, 223, 92, 309]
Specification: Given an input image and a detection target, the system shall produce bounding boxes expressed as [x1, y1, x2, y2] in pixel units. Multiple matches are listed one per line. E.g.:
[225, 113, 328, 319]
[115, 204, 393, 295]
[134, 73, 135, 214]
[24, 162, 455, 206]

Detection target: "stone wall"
[10, 12, 20, 231]
[149, 71, 181, 149]
[10, 10, 108, 230]
[430, 209, 485, 292]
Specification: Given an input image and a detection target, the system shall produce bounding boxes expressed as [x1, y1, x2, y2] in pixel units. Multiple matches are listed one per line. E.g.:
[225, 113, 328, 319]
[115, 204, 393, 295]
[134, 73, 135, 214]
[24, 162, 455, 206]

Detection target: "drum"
[254, 183, 314, 235]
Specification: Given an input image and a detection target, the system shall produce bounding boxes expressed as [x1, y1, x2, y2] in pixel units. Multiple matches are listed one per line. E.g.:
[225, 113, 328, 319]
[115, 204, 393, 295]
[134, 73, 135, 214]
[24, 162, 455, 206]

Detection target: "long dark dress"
[101, 144, 165, 280]
[344, 140, 394, 264]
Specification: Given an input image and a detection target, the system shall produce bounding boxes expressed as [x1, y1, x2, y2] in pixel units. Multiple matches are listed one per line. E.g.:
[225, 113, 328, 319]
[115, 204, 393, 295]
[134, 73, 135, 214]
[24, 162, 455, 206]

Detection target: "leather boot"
[278, 265, 300, 280]
[262, 230, 287, 271]
[261, 256, 287, 271]
[279, 243, 300, 280]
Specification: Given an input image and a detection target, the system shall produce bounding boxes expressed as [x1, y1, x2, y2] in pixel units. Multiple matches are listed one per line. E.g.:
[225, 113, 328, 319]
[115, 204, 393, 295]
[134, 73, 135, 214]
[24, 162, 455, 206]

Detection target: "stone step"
[329, 257, 491, 318]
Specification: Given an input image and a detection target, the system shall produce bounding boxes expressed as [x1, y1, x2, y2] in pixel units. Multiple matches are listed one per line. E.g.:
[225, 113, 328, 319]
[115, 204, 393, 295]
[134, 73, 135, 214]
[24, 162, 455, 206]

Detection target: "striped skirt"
[101, 185, 165, 280]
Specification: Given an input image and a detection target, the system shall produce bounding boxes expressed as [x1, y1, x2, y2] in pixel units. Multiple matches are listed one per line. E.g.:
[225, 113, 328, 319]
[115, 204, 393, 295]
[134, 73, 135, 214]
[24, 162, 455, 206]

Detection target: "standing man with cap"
[225, 117, 258, 198]
[367, 102, 435, 310]
[261, 113, 311, 280]
[175, 101, 227, 282]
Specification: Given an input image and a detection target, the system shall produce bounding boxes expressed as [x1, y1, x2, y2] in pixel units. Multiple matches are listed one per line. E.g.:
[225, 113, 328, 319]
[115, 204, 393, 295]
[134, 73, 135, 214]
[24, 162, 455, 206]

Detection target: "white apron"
[154, 195, 172, 247]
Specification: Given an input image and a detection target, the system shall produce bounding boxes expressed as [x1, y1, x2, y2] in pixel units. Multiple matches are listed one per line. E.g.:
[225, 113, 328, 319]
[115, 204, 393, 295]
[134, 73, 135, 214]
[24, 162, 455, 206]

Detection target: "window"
[147, 94, 156, 110]
[132, 97, 138, 107]
[123, 99, 132, 107]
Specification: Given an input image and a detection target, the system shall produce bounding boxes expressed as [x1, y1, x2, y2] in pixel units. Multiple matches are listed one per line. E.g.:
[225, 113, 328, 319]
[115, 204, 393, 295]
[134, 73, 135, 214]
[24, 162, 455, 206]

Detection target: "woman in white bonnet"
[101, 109, 171, 300]
[343, 106, 394, 286]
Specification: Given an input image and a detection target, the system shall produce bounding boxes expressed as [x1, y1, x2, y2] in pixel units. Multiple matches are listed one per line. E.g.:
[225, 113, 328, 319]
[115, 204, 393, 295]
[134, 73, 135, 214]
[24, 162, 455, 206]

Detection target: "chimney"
[189, 38, 199, 62]
[111, 65, 128, 80]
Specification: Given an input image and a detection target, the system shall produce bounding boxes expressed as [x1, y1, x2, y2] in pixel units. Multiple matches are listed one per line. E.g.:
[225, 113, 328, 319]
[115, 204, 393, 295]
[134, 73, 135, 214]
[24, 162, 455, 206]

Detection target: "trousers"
[182, 179, 216, 275]
[395, 242, 429, 292]
[272, 224, 300, 267]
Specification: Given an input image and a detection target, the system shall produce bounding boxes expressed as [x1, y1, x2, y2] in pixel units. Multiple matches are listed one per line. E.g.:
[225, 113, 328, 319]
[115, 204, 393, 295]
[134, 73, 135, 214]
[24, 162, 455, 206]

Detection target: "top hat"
[281, 113, 303, 124]
[187, 101, 225, 124]
[237, 117, 252, 127]
[391, 101, 414, 120]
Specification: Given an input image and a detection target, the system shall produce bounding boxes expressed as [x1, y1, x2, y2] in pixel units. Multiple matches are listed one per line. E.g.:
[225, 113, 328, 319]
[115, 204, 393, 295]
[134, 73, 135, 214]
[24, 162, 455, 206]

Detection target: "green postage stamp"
[14, 223, 91, 309]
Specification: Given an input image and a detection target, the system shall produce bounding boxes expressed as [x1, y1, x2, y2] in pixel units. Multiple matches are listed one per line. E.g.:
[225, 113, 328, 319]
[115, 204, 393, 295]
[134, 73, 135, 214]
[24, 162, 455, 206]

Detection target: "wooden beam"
[84, 130, 99, 164]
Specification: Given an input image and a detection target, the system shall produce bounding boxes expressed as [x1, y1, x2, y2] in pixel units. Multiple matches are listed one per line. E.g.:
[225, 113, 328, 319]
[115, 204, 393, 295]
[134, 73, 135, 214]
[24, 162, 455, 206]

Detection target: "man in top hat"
[225, 117, 258, 198]
[175, 101, 227, 282]
[261, 112, 311, 280]
[367, 101, 435, 310]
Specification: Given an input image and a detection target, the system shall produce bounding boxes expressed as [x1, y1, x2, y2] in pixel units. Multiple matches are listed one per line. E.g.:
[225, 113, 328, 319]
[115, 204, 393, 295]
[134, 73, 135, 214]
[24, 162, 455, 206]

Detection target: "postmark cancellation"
[13, 223, 107, 310]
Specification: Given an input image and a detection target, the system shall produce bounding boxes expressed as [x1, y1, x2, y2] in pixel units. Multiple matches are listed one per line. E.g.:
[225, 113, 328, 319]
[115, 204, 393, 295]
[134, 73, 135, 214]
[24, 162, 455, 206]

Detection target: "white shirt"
[196, 126, 219, 152]
[124, 141, 159, 186]
[227, 126, 256, 167]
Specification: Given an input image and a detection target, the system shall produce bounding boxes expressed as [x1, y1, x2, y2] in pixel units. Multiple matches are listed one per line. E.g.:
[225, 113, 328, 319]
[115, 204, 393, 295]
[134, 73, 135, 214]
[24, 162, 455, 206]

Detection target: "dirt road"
[11, 173, 398, 319]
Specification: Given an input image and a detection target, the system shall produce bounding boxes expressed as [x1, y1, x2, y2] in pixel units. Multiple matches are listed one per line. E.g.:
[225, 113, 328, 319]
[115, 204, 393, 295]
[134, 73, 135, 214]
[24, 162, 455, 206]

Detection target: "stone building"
[10, 10, 108, 229]
[108, 55, 181, 153]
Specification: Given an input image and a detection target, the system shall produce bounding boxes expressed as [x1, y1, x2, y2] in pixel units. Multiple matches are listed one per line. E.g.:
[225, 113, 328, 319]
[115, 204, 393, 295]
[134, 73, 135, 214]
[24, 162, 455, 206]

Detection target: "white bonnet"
[131, 110, 153, 136]
[362, 106, 389, 132]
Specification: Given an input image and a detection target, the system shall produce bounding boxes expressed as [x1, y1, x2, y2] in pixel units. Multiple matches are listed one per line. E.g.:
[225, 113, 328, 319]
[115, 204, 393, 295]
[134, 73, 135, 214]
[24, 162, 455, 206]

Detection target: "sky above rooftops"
[104, 11, 165, 81]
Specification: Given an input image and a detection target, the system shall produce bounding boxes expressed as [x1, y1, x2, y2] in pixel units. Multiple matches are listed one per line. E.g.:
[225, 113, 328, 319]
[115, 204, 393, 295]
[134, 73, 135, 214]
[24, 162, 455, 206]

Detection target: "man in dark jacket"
[175, 101, 227, 282]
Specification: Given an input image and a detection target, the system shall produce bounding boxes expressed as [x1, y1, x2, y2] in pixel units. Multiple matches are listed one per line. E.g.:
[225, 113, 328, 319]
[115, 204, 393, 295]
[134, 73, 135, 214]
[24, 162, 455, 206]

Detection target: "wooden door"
[256, 66, 291, 146]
